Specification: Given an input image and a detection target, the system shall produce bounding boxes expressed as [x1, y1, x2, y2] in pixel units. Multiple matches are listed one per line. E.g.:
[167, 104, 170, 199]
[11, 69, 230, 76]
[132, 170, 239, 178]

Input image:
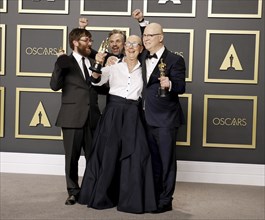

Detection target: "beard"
[77, 44, 91, 57]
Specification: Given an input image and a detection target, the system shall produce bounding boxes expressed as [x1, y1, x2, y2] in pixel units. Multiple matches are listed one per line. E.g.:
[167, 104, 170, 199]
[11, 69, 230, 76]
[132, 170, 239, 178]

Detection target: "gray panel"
[18, 91, 61, 136]
[0, 27, 2, 71]
[208, 34, 256, 80]
[207, 99, 253, 145]
[146, 0, 193, 13]
[84, 0, 128, 12]
[164, 32, 190, 79]
[22, 0, 65, 10]
[211, 0, 259, 14]
[20, 29, 62, 73]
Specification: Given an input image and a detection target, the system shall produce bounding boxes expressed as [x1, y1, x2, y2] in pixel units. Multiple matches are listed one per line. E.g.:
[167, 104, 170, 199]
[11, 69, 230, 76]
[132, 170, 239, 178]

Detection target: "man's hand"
[159, 76, 170, 89]
[79, 17, 88, 29]
[92, 72, 101, 79]
[56, 52, 71, 69]
[105, 56, 118, 66]
[56, 48, 66, 57]
[132, 9, 144, 22]
[95, 52, 107, 65]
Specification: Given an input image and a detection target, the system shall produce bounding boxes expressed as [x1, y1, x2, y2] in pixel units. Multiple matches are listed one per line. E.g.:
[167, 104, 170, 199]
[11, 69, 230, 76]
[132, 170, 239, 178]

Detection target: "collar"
[154, 46, 165, 60]
[72, 51, 82, 63]
[121, 58, 141, 70]
[72, 51, 88, 63]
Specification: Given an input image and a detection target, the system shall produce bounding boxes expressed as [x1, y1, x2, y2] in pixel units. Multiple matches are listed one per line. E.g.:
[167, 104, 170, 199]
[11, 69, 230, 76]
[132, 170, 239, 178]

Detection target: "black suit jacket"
[140, 48, 186, 128]
[50, 54, 101, 130]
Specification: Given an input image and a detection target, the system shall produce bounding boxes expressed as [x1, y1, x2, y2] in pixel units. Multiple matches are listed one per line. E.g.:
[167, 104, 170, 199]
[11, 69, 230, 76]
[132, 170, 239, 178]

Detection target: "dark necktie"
[147, 53, 157, 59]
[82, 57, 90, 84]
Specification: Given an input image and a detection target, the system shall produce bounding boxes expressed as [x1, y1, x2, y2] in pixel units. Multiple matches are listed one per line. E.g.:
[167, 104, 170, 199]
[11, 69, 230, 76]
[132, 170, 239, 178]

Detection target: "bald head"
[145, 23, 163, 35]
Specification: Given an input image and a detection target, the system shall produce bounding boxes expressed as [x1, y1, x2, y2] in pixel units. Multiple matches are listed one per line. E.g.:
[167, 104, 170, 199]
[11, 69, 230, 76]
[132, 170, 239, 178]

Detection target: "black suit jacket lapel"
[147, 49, 169, 85]
[141, 50, 149, 86]
[70, 54, 92, 85]
[142, 48, 169, 86]
[70, 54, 83, 79]
[160, 48, 168, 64]
[150, 49, 169, 83]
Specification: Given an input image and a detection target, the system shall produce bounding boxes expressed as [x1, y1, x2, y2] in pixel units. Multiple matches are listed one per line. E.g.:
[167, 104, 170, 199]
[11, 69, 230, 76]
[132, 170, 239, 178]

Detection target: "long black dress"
[78, 95, 157, 213]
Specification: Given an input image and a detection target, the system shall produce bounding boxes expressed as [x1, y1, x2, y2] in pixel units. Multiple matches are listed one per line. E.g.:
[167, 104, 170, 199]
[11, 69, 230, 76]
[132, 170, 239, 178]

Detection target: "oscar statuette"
[158, 58, 168, 97]
[89, 38, 109, 74]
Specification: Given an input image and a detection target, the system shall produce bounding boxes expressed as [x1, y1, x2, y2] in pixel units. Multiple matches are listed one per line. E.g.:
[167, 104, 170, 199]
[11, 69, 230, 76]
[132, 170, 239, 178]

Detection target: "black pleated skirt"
[78, 95, 157, 214]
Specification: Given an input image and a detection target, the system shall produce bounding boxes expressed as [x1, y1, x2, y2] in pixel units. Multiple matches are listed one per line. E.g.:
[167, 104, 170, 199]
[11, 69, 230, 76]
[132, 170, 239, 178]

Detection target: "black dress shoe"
[65, 195, 76, 205]
[151, 204, 172, 214]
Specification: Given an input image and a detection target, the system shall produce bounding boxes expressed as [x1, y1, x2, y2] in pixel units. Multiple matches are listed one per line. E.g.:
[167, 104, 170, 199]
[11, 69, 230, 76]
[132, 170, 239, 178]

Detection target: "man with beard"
[79, 18, 126, 65]
[50, 28, 101, 205]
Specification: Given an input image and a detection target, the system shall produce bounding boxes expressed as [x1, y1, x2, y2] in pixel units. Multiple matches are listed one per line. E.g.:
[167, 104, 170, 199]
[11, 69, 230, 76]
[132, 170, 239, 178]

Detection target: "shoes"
[65, 195, 77, 205]
[151, 204, 172, 214]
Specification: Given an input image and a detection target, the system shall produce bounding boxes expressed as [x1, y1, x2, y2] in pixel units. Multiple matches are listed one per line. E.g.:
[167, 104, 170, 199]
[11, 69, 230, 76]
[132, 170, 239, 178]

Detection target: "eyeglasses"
[143, 33, 161, 38]
[125, 42, 141, 48]
[79, 38, 93, 43]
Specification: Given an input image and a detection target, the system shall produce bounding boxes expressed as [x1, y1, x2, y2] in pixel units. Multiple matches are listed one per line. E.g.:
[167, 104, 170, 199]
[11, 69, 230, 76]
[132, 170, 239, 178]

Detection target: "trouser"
[146, 125, 177, 206]
[62, 123, 92, 196]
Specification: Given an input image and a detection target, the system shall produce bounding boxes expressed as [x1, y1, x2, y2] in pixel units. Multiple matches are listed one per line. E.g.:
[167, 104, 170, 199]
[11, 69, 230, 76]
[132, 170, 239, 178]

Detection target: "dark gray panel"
[22, 0, 65, 10]
[146, 0, 193, 13]
[211, 0, 259, 14]
[84, 0, 128, 12]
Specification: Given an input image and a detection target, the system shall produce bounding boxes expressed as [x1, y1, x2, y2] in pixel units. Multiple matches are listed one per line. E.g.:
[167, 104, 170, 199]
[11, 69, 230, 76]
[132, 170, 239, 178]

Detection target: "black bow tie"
[147, 53, 157, 59]
[110, 53, 124, 59]
[116, 53, 124, 59]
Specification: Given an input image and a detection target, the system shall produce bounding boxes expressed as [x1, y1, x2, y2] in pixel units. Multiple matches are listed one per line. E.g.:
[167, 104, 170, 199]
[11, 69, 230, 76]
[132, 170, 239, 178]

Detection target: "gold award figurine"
[158, 58, 167, 97]
[89, 38, 109, 74]
[98, 38, 109, 53]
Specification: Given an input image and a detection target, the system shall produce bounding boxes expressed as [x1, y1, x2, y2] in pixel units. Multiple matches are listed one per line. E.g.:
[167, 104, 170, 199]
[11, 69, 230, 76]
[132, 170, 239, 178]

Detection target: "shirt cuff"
[168, 80, 172, 91]
[139, 20, 149, 27]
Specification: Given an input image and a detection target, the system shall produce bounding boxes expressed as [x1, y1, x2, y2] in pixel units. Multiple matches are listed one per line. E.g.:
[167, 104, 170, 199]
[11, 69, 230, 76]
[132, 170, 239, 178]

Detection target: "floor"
[0, 173, 264, 220]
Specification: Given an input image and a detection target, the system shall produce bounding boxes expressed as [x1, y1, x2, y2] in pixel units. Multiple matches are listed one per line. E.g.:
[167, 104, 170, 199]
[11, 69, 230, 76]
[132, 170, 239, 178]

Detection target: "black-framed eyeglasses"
[143, 33, 161, 38]
[125, 42, 141, 48]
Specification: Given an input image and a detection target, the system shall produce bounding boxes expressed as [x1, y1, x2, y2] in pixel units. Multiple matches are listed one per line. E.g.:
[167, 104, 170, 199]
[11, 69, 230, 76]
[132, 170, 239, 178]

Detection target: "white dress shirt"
[93, 59, 143, 101]
[145, 46, 172, 90]
[146, 46, 165, 82]
[72, 51, 92, 79]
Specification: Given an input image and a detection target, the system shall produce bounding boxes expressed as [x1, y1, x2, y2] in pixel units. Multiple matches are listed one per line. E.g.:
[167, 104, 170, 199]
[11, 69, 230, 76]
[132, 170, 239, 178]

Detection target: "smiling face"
[75, 36, 93, 57]
[143, 23, 164, 54]
[69, 28, 93, 57]
[124, 35, 143, 60]
[108, 33, 125, 55]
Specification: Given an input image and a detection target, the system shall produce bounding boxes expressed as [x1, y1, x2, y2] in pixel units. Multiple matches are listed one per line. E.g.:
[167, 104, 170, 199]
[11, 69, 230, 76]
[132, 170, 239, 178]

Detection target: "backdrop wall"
[0, 0, 264, 168]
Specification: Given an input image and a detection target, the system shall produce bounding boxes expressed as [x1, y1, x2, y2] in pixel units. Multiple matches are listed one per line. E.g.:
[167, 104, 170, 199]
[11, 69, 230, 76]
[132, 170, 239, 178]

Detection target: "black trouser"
[146, 125, 177, 207]
[62, 122, 92, 196]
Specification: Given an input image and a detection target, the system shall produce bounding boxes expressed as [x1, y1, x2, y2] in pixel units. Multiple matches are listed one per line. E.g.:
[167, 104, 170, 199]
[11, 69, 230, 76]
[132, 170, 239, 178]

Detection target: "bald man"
[133, 10, 186, 213]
